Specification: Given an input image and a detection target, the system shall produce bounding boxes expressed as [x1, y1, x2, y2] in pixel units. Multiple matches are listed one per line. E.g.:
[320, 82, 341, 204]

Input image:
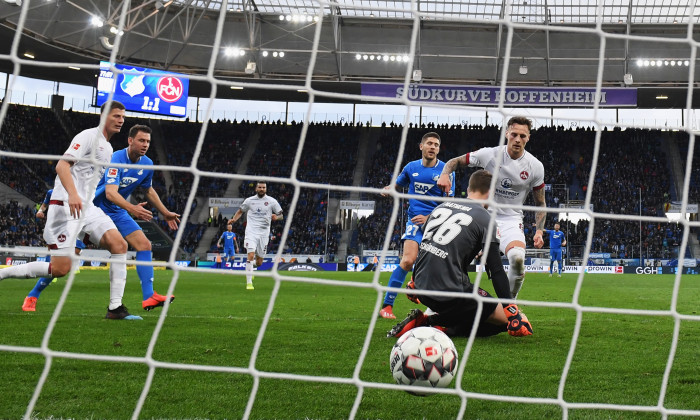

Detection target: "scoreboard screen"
[96, 61, 189, 118]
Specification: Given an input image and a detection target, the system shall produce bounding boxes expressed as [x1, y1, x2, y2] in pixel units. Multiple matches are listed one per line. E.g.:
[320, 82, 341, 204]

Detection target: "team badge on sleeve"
[72, 143, 81, 150]
[107, 168, 118, 177]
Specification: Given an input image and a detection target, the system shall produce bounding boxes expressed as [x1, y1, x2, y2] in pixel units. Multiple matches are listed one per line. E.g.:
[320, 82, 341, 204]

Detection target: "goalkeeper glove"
[503, 304, 533, 337]
[405, 278, 422, 305]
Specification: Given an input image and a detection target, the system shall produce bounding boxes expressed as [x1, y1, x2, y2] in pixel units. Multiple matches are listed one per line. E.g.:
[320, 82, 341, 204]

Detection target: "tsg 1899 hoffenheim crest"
[120, 69, 146, 97]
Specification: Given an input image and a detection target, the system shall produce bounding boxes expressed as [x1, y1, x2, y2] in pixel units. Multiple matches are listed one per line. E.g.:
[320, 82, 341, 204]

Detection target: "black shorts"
[420, 285, 502, 337]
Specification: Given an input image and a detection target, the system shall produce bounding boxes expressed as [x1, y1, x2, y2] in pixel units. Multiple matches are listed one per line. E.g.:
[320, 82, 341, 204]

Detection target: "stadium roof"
[179, 0, 699, 24]
[1, 1, 699, 105]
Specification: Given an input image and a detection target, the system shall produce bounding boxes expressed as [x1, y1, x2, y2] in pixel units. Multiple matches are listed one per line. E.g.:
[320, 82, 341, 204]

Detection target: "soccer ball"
[389, 326, 459, 396]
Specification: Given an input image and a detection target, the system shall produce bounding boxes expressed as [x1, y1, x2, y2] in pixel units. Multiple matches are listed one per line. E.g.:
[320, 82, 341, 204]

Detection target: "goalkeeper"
[388, 170, 533, 339]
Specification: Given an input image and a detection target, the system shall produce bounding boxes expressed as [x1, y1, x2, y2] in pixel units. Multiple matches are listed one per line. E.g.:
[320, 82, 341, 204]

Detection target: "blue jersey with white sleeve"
[396, 159, 454, 218]
[547, 229, 566, 250]
[43, 189, 53, 206]
[94, 147, 154, 214]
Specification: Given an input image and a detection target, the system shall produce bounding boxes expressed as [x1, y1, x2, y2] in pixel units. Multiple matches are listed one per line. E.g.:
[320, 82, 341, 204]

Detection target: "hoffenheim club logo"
[120, 69, 146, 97]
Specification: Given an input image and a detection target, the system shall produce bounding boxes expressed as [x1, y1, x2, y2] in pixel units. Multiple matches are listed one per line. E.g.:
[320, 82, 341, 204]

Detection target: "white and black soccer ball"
[389, 326, 458, 396]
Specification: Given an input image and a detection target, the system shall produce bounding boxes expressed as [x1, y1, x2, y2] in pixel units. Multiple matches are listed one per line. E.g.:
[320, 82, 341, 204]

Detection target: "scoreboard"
[96, 61, 189, 118]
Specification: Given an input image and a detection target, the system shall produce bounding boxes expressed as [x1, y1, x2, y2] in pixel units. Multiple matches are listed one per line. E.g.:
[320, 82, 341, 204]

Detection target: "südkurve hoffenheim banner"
[361, 83, 637, 107]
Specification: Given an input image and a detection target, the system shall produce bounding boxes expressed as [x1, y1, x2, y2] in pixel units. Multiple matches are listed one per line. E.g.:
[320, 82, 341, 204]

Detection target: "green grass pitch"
[1, 270, 699, 419]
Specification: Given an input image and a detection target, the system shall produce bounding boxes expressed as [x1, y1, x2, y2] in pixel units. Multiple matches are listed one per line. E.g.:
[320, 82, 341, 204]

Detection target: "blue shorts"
[223, 247, 235, 258]
[550, 249, 563, 261]
[401, 220, 423, 244]
[105, 209, 142, 237]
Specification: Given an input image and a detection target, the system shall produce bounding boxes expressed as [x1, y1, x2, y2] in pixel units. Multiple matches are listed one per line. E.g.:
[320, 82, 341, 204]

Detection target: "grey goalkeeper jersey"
[413, 200, 512, 301]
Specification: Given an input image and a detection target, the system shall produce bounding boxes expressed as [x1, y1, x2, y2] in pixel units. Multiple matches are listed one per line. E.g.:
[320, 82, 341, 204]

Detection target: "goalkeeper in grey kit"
[388, 169, 533, 339]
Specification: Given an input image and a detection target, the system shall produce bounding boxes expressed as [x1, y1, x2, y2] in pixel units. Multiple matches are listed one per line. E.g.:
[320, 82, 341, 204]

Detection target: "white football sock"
[0, 261, 51, 280]
[246, 260, 253, 284]
[108, 253, 127, 310]
[507, 247, 526, 298]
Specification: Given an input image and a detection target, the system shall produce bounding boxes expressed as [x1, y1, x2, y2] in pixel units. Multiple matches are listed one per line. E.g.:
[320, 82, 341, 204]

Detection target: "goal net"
[0, 0, 699, 419]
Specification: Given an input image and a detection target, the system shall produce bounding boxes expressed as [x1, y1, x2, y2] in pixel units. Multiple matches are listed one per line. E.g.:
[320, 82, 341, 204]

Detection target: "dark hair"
[468, 169, 492, 194]
[256, 181, 267, 186]
[100, 100, 125, 115]
[507, 116, 532, 132]
[421, 132, 441, 144]
[129, 124, 152, 138]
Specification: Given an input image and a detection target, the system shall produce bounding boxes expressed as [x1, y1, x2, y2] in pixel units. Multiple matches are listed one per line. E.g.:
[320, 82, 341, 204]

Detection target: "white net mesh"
[1, 0, 700, 419]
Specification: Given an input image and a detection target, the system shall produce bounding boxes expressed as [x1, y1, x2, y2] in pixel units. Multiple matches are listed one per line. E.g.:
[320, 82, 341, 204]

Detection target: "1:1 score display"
[141, 96, 161, 111]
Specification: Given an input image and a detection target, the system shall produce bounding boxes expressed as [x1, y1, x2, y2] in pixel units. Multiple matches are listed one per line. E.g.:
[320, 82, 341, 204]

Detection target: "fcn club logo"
[520, 171, 529, 180]
[157, 76, 184, 102]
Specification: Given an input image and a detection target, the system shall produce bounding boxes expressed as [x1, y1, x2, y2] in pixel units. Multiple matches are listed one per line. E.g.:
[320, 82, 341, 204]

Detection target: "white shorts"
[43, 203, 117, 250]
[244, 234, 269, 257]
[496, 217, 525, 254]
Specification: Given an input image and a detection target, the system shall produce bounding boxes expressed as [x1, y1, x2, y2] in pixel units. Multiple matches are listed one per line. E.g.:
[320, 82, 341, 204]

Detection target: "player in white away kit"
[0, 101, 141, 320]
[437, 116, 546, 298]
[229, 181, 283, 290]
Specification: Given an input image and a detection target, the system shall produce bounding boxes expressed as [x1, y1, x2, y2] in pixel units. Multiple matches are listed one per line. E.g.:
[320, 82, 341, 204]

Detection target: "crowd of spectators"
[557, 219, 684, 260]
[0, 104, 69, 202]
[159, 118, 248, 197]
[1, 105, 694, 261]
[176, 222, 208, 254]
[0, 201, 43, 247]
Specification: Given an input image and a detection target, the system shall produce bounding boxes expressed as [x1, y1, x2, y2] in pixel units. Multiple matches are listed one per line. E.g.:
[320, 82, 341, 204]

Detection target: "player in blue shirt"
[93, 124, 180, 311]
[217, 224, 240, 268]
[21, 188, 87, 312]
[545, 223, 567, 277]
[379, 132, 455, 319]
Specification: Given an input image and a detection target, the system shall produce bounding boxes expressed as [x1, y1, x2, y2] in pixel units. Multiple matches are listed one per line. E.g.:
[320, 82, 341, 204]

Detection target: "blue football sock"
[28, 277, 53, 298]
[383, 266, 409, 307]
[136, 251, 155, 300]
[550, 261, 554, 274]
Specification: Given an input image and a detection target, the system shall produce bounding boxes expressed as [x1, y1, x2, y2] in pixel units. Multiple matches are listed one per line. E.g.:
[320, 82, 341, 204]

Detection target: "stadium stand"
[0, 104, 692, 261]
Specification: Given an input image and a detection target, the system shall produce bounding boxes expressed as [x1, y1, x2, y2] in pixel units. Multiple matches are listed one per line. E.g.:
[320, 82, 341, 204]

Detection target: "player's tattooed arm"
[442, 154, 468, 175]
[533, 187, 546, 248]
[437, 154, 466, 193]
[272, 212, 284, 221]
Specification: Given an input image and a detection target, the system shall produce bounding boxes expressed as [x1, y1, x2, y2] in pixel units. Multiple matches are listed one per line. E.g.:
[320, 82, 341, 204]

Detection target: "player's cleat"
[22, 296, 37, 312]
[105, 305, 143, 320]
[557, 274, 562, 278]
[142, 292, 175, 311]
[387, 308, 427, 338]
[549, 273, 552, 277]
[379, 305, 396, 319]
[247, 283, 254, 290]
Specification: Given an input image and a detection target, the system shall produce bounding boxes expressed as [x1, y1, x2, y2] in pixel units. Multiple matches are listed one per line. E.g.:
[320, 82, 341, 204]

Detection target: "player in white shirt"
[0, 101, 141, 320]
[437, 116, 546, 298]
[229, 181, 283, 290]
